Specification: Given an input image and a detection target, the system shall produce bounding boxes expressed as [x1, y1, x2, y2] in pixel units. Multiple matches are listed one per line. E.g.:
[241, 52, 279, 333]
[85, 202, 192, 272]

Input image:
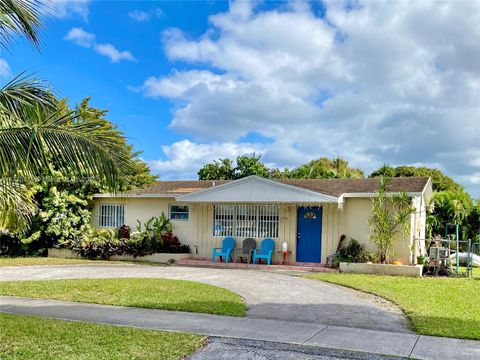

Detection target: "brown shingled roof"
[126, 177, 429, 197]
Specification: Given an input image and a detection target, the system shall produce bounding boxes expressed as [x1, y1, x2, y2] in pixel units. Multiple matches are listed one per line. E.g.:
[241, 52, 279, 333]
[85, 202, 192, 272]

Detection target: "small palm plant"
[368, 176, 415, 264]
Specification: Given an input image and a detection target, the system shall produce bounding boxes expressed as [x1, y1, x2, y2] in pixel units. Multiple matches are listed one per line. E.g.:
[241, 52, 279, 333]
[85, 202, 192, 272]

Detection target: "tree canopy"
[198, 155, 363, 180]
[369, 165, 462, 192]
[198, 154, 269, 180]
[284, 157, 364, 179]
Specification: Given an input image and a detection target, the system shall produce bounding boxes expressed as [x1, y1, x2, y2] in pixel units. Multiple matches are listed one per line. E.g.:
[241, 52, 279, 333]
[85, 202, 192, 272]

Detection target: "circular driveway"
[0, 264, 409, 333]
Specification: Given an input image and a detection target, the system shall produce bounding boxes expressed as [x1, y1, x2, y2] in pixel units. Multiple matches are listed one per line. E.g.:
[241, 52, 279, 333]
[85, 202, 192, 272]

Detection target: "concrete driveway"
[0, 264, 408, 332]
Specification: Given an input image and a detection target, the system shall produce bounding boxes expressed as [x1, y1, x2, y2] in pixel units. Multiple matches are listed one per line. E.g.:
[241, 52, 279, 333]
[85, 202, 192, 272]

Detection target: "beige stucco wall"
[92, 197, 196, 247]
[92, 196, 423, 264]
[338, 197, 424, 264]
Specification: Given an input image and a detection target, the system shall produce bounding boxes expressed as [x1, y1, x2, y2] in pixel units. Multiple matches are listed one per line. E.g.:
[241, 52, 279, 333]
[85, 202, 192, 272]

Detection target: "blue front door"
[296, 207, 322, 263]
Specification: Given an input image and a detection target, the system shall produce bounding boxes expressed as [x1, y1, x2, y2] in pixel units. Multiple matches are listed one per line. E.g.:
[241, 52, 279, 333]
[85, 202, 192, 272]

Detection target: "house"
[92, 175, 433, 265]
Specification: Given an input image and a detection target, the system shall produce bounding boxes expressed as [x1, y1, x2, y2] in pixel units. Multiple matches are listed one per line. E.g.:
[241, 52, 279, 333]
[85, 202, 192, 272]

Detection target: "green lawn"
[0, 256, 169, 267]
[305, 271, 480, 340]
[0, 278, 246, 317]
[0, 257, 113, 267]
[0, 313, 205, 360]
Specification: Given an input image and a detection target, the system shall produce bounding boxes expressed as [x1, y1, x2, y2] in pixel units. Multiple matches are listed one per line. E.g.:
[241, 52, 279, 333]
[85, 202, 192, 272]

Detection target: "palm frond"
[0, 0, 44, 50]
[0, 178, 35, 233]
[0, 108, 135, 188]
[0, 72, 55, 119]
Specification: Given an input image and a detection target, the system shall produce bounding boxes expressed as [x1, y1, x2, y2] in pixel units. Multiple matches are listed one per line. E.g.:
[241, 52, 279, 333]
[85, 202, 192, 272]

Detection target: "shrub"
[332, 238, 373, 267]
[369, 176, 414, 263]
[115, 231, 153, 257]
[20, 187, 91, 251]
[75, 229, 119, 259]
[154, 232, 190, 253]
[118, 225, 131, 239]
[72, 218, 190, 259]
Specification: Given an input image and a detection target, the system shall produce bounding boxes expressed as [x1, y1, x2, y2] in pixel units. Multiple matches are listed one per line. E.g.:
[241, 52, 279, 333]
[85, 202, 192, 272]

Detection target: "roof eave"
[93, 193, 175, 199]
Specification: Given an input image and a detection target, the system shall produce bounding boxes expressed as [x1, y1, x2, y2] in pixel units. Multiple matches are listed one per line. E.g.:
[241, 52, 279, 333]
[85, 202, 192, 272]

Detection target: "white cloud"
[94, 43, 135, 63]
[141, 1, 480, 196]
[64, 27, 95, 47]
[129, 8, 163, 22]
[48, 0, 91, 21]
[148, 140, 264, 179]
[65, 28, 135, 63]
[0, 58, 10, 78]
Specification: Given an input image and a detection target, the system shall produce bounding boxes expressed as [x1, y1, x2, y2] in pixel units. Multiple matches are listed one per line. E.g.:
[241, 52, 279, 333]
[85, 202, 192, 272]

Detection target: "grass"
[0, 257, 166, 267]
[0, 313, 205, 360]
[0, 257, 112, 267]
[0, 278, 246, 317]
[305, 270, 480, 340]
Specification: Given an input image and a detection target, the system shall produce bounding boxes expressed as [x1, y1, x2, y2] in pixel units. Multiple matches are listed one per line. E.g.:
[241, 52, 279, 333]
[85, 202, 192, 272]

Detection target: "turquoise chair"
[252, 238, 275, 265]
[212, 237, 236, 264]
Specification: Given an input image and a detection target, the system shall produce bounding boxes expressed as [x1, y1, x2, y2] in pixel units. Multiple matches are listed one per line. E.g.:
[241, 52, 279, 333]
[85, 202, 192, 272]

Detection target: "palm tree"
[0, 1, 133, 232]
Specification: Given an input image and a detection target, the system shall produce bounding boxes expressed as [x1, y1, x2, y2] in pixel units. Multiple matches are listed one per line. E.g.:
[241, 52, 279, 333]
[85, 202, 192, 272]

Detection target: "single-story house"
[92, 175, 432, 265]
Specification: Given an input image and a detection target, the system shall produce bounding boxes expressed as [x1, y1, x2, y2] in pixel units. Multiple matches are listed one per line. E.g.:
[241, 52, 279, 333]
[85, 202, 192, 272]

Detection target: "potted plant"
[417, 256, 427, 265]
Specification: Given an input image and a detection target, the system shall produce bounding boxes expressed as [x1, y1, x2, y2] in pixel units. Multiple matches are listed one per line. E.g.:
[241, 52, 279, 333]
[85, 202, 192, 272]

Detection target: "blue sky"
[5, 1, 480, 197]
[8, 1, 230, 159]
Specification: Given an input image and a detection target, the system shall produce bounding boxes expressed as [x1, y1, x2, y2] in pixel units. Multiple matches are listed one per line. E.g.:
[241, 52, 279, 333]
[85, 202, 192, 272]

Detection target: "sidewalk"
[1, 296, 479, 360]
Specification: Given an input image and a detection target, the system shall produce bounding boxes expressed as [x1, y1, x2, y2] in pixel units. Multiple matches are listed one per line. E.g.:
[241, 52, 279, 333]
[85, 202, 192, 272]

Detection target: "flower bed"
[339, 262, 423, 277]
[48, 248, 191, 264]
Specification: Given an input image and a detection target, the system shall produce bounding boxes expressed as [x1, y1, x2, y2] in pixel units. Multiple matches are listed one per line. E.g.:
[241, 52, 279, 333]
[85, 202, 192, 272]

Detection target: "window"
[213, 205, 279, 238]
[98, 204, 124, 228]
[169, 205, 189, 220]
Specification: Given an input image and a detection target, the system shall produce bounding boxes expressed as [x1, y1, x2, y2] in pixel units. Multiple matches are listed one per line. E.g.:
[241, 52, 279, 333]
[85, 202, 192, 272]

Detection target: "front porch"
[176, 258, 336, 273]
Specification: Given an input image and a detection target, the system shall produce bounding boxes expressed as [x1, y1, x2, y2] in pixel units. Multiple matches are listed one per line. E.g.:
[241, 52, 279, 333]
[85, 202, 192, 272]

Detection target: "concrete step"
[175, 259, 337, 273]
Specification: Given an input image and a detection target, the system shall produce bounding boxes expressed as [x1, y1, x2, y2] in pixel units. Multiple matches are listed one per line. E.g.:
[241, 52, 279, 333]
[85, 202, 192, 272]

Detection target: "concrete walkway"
[0, 264, 407, 332]
[1, 297, 479, 360]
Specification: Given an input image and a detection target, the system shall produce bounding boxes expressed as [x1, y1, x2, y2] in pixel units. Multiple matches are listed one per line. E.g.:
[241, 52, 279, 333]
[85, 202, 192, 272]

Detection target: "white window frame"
[98, 204, 124, 228]
[169, 204, 190, 221]
[213, 204, 279, 238]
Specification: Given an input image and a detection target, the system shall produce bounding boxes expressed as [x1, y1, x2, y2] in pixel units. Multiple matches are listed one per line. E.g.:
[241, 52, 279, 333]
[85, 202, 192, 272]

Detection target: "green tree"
[234, 154, 269, 178]
[465, 200, 480, 241]
[370, 165, 462, 192]
[287, 157, 364, 179]
[0, 1, 134, 234]
[17, 98, 157, 253]
[428, 190, 473, 240]
[198, 158, 235, 180]
[198, 154, 269, 180]
[65, 98, 157, 191]
[368, 176, 415, 264]
[21, 186, 91, 250]
[198, 155, 363, 180]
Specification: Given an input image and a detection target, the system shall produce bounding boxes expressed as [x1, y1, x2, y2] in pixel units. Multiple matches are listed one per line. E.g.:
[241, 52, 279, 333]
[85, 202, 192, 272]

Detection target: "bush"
[118, 225, 131, 239]
[72, 218, 190, 259]
[332, 238, 373, 267]
[20, 187, 92, 251]
[74, 229, 119, 259]
[0, 233, 29, 257]
[115, 231, 153, 257]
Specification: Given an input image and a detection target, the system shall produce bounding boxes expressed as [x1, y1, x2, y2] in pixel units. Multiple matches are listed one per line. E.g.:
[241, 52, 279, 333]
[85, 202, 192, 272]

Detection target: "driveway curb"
[1, 296, 479, 360]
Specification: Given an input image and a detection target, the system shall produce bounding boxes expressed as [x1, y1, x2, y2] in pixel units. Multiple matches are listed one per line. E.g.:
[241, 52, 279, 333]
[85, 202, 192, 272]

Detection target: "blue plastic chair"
[252, 238, 275, 265]
[212, 237, 236, 264]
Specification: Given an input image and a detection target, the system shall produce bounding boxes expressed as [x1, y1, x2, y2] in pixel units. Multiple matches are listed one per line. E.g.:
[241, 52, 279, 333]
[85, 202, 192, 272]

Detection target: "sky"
[6, 0, 480, 197]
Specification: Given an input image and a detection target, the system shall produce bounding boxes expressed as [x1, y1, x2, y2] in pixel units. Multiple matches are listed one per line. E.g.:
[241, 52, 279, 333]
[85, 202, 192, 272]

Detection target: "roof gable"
[176, 175, 339, 203]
